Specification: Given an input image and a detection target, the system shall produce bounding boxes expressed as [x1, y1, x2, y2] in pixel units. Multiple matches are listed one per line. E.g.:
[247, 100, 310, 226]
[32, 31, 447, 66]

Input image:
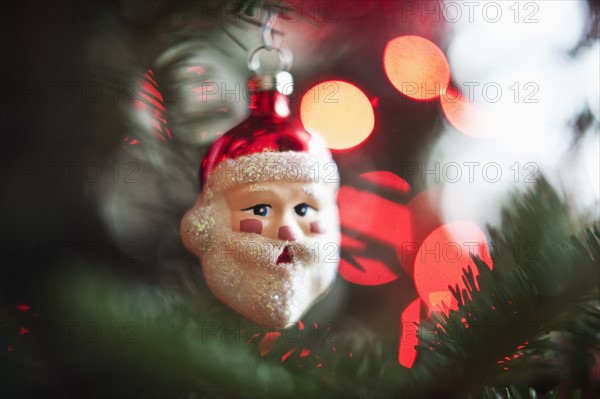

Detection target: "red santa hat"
[200, 86, 338, 192]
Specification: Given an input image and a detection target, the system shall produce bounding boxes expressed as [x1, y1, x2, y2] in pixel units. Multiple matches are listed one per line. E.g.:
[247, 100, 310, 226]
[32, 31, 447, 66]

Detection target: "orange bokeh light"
[300, 80, 375, 150]
[440, 86, 487, 138]
[384, 35, 450, 101]
[413, 221, 492, 311]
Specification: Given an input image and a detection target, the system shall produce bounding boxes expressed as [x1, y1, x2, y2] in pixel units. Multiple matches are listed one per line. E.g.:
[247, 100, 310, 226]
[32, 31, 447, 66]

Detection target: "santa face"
[181, 179, 340, 330]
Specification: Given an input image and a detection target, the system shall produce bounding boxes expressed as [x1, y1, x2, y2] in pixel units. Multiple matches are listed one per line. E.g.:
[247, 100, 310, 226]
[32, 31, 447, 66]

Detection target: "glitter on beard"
[182, 188, 340, 330]
[199, 219, 338, 329]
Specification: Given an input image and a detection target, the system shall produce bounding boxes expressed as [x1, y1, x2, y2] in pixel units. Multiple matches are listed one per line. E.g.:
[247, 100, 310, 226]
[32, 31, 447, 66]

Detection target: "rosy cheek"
[240, 218, 263, 234]
[310, 221, 325, 234]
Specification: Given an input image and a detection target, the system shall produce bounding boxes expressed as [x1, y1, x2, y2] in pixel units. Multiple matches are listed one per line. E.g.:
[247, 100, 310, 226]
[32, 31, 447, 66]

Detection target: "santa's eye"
[294, 203, 317, 217]
[242, 204, 271, 217]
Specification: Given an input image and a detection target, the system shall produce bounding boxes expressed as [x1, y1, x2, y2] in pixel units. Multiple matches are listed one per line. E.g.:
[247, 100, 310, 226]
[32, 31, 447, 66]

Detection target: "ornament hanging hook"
[248, 46, 292, 73]
[260, 5, 280, 51]
[247, 4, 293, 73]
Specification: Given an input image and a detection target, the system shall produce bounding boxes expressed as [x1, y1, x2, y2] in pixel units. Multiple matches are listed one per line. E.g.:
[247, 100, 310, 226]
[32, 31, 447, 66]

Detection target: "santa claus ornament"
[180, 13, 341, 330]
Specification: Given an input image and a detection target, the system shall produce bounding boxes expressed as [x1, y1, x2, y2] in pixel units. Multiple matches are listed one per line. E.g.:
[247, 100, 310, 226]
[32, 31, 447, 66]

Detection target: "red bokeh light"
[359, 171, 411, 194]
[16, 303, 30, 312]
[398, 298, 422, 368]
[338, 172, 414, 285]
[281, 347, 297, 363]
[338, 186, 412, 248]
[395, 188, 444, 276]
[413, 221, 491, 311]
[338, 256, 399, 286]
[127, 69, 171, 144]
[258, 332, 281, 356]
[384, 35, 450, 101]
[341, 233, 366, 250]
[300, 348, 311, 358]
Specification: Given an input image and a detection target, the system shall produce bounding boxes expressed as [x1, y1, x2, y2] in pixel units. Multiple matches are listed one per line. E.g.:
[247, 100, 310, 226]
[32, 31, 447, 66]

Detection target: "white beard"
[182, 191, 340, 330]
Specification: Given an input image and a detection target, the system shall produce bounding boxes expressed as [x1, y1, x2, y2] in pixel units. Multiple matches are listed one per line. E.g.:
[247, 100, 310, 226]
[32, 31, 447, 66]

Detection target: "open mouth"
[276, 245, 294, 265]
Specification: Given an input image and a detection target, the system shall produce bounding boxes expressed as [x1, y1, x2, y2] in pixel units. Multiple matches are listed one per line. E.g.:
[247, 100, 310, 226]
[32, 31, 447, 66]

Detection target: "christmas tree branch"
[407, 180, 599, 398]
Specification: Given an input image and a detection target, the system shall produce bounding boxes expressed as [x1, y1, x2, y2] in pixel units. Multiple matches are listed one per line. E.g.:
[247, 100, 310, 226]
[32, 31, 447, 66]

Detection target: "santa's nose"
[278, 225, 298, 241]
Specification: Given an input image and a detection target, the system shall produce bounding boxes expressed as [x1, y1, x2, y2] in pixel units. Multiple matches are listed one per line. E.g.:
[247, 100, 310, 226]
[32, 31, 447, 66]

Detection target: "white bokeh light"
[428, 0, 598, 232]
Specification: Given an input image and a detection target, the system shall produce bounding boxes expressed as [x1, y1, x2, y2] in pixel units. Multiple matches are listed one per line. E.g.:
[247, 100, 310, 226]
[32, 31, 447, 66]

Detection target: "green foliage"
[410, 181, 599, 398]
[3, 181, 598, 398]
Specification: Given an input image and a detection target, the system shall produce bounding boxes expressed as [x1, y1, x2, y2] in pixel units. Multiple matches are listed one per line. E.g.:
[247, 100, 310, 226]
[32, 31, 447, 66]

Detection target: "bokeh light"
[338, 186, 412, 247]
[300, 80, 375, 150]
[440, 86, 487, 138]
[359, 171, 411, 194]
[131, 69, 172, 143]
[338, 179, 413, 286]
[394, 187, 443, 276]
[338, 256, 399, 286]
[384, 35, 450, 101]
[413, 221, 492, 311]
[398, 298, 421, 368]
